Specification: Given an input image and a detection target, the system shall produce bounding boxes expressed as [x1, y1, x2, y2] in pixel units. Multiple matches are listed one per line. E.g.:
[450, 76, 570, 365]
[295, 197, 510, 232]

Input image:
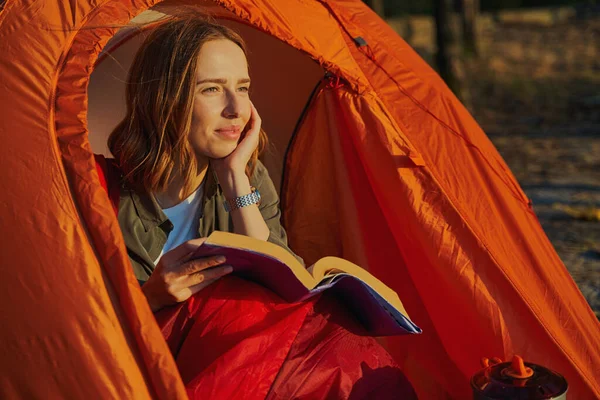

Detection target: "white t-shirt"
[154, 183, 204, 264]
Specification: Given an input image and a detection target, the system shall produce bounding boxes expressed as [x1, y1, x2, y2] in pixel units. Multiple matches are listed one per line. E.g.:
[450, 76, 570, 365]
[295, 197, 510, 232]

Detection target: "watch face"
[254, 189, 261, 206]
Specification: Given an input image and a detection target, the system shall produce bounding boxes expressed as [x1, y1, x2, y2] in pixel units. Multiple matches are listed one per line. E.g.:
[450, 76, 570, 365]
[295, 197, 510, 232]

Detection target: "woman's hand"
[141, 238, 233, 312]
[210, 102, 270, 241]
[211, 101, 261, 179]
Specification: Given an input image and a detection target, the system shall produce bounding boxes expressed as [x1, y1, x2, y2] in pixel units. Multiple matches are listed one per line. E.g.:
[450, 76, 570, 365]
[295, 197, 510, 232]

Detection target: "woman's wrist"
[216, 167, 252, 200]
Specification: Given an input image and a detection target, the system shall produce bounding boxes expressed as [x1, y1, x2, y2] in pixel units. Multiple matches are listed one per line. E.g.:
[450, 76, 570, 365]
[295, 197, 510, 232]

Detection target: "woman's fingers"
[181, 266, 234, 300]
[144, 240, 231, 311]
[247, 102, 261, 139]
[252, 101, 261, 122]
[237, 103, 260, 148]
[178, 255, 227, 276]
[160, 237, 208, 266]
[145, 262, 233, 308]
[187, 264, 233, 286]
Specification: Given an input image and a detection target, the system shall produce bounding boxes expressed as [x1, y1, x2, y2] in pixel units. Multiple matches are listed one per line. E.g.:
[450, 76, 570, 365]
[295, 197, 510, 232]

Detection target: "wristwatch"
[223, 187, 261, 212]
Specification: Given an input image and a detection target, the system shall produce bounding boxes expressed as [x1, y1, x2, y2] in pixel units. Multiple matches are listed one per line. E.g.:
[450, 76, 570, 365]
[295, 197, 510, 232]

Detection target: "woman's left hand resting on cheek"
[211, 102, 270, 241]
[211, 101, 261, 178]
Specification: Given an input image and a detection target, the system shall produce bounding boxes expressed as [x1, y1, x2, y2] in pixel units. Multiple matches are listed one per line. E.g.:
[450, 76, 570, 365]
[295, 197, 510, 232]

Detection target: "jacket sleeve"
[251, 160, 305, 266]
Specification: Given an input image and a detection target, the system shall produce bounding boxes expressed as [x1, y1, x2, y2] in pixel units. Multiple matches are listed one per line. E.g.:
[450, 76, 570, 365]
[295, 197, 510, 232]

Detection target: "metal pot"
[471, 356, 568, 400]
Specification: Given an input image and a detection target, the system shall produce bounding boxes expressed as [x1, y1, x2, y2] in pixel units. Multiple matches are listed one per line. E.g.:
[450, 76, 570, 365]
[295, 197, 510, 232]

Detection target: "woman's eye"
[238, 86, 250, 93]
[202, 87, 219, 94]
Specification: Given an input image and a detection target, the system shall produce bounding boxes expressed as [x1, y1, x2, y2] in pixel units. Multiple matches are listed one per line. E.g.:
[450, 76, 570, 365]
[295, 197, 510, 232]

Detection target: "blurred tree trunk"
[459, 0, 479, 57]
[434, 0, 461, 94]
[434, 0, 472, 107]
[364, 0, 385, 17]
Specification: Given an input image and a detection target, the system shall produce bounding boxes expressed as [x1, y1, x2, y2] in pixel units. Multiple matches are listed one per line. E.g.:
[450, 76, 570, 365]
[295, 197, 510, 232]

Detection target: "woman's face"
[189, 39, 251, 160]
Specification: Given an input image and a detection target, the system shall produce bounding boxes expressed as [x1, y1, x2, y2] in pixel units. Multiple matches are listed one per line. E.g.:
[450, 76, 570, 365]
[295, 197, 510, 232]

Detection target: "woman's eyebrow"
[196, 78, 251, 84]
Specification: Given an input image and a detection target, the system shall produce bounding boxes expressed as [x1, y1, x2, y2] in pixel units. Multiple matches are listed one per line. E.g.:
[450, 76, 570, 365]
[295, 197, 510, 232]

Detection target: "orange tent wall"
[284, 1, 600, 398]
[0, 1, 187, 398]
[1, 0, 599, 399]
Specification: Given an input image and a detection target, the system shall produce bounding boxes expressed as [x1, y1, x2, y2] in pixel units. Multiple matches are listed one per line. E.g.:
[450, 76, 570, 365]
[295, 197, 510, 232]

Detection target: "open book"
[189, 231, 421, 337]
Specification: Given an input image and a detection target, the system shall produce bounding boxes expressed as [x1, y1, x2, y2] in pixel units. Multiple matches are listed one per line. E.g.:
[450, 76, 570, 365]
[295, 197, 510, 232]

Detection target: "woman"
[101, 14, 416, 399]
[107, 16, 300, 310]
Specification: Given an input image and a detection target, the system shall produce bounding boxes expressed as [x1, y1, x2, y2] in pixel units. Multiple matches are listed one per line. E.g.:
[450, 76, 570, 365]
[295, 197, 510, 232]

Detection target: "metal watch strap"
[223, 187, 261, 212]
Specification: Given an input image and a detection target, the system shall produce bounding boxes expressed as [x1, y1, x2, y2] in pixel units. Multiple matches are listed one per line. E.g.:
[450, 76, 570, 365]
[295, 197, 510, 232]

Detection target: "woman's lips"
[215, 126, 242, 141]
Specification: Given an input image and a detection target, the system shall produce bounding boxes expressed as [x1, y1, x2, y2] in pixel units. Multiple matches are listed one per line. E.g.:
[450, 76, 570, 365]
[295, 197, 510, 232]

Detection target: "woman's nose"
[223, 92, 242, 119]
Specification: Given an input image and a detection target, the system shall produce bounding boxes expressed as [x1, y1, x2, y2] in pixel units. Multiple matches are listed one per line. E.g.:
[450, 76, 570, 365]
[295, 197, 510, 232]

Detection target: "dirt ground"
[389, 10, 600, 317]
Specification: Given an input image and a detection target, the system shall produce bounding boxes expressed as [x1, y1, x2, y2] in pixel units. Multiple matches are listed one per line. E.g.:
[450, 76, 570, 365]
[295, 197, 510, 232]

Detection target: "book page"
[201, 231, 316, 289]
[311, 257, 409, 317]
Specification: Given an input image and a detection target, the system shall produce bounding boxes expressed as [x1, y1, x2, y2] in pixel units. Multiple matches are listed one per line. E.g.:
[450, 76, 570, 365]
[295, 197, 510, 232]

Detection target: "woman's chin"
[205, 146, 236, 160]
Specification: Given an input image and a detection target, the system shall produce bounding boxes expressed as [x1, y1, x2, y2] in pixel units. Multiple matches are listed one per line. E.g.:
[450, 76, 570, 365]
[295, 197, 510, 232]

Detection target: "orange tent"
[0, 0, 598, 399]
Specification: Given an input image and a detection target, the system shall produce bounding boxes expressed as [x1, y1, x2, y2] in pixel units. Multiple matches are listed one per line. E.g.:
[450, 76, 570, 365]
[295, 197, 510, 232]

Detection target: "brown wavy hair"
[108, 14, 268, 196]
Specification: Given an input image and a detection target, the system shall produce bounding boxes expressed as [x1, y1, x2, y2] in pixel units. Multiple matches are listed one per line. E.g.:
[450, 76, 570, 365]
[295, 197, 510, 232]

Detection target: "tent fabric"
[0, 1, 188, 399]
[0, 0, 598, 399]
[282, 9, 600, 395]
[285, 3, 600, 398]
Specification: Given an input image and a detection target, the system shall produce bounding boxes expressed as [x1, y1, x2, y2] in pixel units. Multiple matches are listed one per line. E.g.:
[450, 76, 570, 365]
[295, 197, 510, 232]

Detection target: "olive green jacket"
[116, 160, 303, 283]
